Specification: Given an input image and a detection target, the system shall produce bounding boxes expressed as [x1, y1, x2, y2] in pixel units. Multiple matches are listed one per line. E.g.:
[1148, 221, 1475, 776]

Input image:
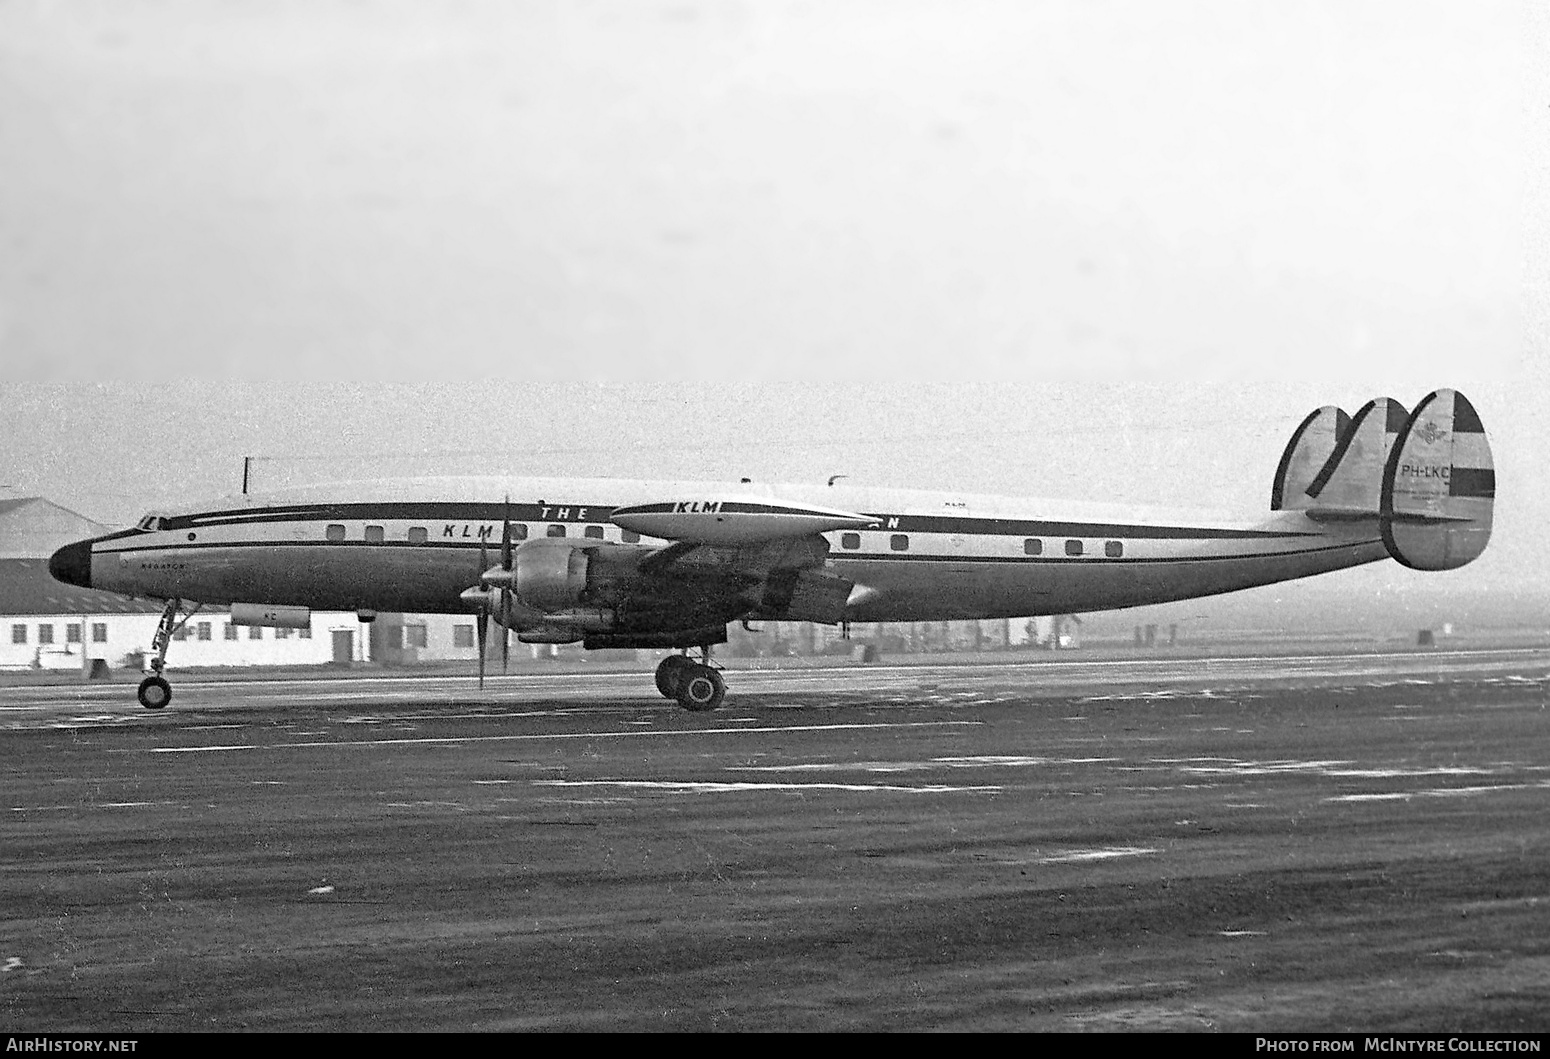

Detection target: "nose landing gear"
[136, 598, 199, 710]
[653, 647, 726, 712]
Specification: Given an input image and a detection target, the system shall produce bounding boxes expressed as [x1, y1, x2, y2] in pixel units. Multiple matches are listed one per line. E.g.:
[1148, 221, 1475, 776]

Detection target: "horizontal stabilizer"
[1380, 389, 1494, 570]
[1271, 405, 1350, 511]
[1302, 397, 1407, 516]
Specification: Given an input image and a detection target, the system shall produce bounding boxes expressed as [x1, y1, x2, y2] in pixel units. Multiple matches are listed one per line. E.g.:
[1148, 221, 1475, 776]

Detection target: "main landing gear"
[654, 648, 726, 712]
[137, 598, 199, 710]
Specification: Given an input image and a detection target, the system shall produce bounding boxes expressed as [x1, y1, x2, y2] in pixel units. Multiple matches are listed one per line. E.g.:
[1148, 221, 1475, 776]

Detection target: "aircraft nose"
[48, 540, 93, 589]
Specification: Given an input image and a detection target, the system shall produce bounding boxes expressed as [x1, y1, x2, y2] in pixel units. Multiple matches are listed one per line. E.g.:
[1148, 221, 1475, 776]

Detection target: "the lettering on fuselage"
[1399, 464, 1450, 480]
[443, 524, 497, 538]
[538, 508, 589, 521]
[672, 502, 723, 514]
[886, 517, 900, 529]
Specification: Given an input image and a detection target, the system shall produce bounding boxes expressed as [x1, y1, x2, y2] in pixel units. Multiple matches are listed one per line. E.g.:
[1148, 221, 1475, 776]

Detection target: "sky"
[1, 2, 1545, 607]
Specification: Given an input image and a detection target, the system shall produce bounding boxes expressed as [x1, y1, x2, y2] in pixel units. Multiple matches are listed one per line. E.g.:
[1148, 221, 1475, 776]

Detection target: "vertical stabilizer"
[1303, 397, 1408, 516]
[1271, 406, 1350, 510]
[1380, 390, 1494, 570]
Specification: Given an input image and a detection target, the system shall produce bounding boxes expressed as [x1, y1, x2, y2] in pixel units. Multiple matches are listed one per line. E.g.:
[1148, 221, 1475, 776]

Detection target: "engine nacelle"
[513, 538, 591, 612]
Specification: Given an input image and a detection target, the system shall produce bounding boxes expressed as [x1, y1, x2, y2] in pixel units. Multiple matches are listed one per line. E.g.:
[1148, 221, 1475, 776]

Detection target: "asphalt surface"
[3, 648, 1548, 1031]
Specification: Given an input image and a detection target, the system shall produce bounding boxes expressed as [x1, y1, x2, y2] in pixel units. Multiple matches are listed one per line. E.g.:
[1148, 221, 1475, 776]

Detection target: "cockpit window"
[135, 513, 170, 532]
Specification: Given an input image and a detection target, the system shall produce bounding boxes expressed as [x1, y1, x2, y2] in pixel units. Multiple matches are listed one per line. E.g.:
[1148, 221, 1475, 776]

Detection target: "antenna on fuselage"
[241, 456, 252, 495]
[827, 475, 848, 487]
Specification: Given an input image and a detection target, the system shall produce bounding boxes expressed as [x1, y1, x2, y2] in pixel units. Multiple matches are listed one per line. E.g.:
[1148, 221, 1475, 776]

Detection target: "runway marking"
[1032, 846, 1158, 863]
[1327, 783, 1546, 803]
[1219, 930, 1266, 937]
[133, 720, 981, 753]
[735, 755, 1119, 774]
[533, 779, 1001, 795]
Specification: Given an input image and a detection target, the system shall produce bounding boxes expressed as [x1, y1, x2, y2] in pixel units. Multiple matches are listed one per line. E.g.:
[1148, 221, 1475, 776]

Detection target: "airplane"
[47, 388, 1494, 712]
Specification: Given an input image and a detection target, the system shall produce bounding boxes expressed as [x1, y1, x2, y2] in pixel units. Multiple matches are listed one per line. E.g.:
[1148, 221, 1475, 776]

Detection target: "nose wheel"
[137, 675, 171, 710]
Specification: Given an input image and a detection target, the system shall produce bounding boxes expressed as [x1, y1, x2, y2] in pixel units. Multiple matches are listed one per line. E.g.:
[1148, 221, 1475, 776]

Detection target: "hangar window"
[890, 534, 910, 552]
[224, 623, 238, 640]
[196, 622, 211, 641]
[1105, 540, 1123, 558]
[405, 624, 428, 649]
[326, 524, 346, 542]
[276, 628, 292, 639]
[92, 623, 107, 643]
[622, 530, 640, 544]
[11, 624, 25, 645]
[1024, 538, 1043, 556]
[547, 524, 567, 538]
[248, 626, 263, 640]
[298, 626, 311, 639]
[37, 624, 53, 645]
[841, 532, 860, 550]
[364, 525, 385, 543]
[407, 526, 428, 544]
[454, 624, 475, 648]
[171, 626, 187, 642]
[1065, 539, 1084, 557]
[66, 625, 81, 644]
[584, 525, 605, 540]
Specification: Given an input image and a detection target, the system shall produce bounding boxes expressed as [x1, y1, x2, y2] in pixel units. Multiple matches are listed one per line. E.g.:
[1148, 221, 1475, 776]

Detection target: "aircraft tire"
[676, 665, 725, 712]
[655, 655, 694, 699]
[137, 676, 172, 710]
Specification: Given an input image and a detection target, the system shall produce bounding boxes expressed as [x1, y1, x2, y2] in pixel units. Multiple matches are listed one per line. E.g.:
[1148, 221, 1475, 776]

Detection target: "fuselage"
[52, 475, 1390, 625]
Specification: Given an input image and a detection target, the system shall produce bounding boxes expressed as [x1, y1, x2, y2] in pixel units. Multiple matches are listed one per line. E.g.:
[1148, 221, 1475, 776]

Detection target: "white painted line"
[1034, 847, 1158, 863]
[134, 719, 981, 754]
[533, 779, 1001, 794]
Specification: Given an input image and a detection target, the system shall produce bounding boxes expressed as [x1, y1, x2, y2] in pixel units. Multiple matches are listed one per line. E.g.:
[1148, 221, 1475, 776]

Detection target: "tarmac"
[2, 646, 1548, 1031]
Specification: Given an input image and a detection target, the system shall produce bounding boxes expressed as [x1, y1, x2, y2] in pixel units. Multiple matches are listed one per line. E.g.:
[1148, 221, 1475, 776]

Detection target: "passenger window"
[547, 525, 566, 538]
[408, 526, 428, 544]
[584, 525, 605, 540]
[512, 524, 529, 540]
[1065, 539, 1083, 557]
[621, 530, 640, 544]
[1105, 540, 1123, 558]
[890, 534, 909, 552]
[841, 532, 860, 550]
[364, 525, 384, 543]
[326, 524, 346, 542]
[1024, 538, 1042, 556]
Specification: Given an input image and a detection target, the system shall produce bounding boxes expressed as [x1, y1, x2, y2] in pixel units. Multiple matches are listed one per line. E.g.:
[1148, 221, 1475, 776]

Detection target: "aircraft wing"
[616, 497, 873, 624]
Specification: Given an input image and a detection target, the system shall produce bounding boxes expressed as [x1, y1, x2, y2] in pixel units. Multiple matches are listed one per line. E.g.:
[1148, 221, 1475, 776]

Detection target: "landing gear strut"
[654, 647, 726, 712]
[137, 598, 198, 710]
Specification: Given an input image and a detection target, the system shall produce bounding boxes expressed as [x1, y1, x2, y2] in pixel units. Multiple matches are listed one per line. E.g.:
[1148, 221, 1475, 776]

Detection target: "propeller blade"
[501, 496, 514, 572]
[502, 619, 510, 673]
[476, 604, 488, 689]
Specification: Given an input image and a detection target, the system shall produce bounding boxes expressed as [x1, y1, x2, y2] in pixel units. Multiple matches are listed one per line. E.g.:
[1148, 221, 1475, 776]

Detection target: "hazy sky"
[1, 3, 1544, 601]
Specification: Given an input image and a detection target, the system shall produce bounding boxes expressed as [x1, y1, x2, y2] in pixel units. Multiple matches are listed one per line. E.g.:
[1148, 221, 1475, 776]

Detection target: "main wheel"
[675, 664, 725, 712]
[655, 655, 695, 699]
[137, 676, 172, 710]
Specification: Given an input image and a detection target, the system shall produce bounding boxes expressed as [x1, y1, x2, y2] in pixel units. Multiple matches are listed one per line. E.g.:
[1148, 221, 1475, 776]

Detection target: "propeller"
[476, 532, 489, 689]
[500, 498, 514, 673]
[460, 498, 520, 688]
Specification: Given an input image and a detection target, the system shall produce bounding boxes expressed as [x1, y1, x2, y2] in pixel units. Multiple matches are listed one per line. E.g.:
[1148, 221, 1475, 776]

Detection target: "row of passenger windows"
[325, 524, 641, 544]
[837, 534, 1125, 558]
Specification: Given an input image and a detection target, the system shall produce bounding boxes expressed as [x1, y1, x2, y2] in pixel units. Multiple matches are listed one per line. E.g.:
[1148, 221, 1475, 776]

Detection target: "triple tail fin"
[1271, 406, 1350, 510]
[1380, 389, 1494, 570]
[1301, 397, 1409, 517]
